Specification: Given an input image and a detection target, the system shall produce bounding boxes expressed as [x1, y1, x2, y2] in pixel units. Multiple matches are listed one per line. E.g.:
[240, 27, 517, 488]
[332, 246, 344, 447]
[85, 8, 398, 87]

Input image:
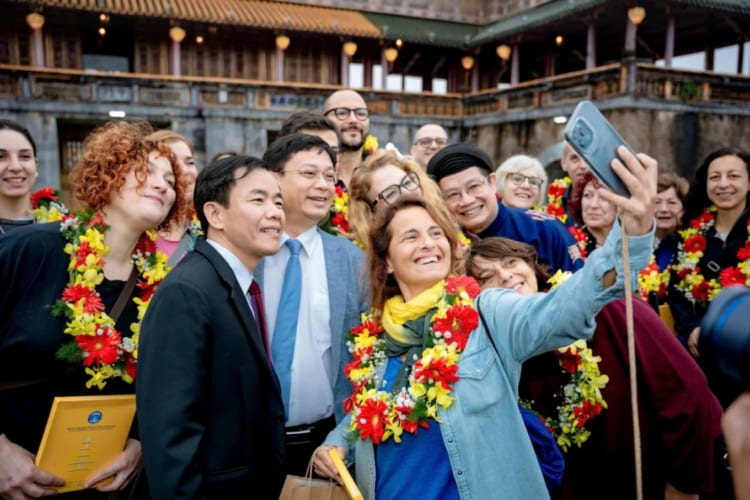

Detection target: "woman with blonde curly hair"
[0, 120, 185, 498]
[348, 150, 446, 245]
[145, 129, 199, 264]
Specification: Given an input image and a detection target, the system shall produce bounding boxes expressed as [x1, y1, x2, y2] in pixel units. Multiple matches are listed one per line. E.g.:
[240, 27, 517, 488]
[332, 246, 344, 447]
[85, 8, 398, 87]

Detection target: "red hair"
[70, 121, 187, 229]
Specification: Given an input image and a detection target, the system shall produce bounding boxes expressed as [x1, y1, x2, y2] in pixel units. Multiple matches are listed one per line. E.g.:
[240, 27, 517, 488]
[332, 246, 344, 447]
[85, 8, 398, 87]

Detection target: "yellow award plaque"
[35, 395, 136, 493]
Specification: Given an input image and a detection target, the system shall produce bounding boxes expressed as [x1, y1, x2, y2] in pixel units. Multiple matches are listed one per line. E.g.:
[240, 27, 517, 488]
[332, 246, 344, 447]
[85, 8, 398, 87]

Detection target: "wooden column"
[664, 16, 675, 67]
[586, 22, 596, 69]
[510, 43, 520, 85]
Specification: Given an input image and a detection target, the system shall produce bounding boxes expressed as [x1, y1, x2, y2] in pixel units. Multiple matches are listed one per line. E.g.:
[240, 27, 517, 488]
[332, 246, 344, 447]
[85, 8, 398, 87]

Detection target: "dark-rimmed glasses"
[371, 171, 421, 207]
[507, 173, 543, 187]
[414, 137, 447, 148]
[282, 167, 337, 185]
[443, 176, 490, 205]
[324, 107, 370, 121]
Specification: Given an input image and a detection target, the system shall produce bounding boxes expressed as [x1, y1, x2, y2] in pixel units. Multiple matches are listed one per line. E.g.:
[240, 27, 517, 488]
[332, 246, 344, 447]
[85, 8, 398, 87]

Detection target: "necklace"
[522, 270, 608, 452]
[30, 187, 68, 222]
[344, 275, 480, 444]
[545, 177, 572, 224]
[674, 207, 750, 306]
[637, 256, 669, 301]
[568, 225, 590, 260]
[53, 211, 170, 389]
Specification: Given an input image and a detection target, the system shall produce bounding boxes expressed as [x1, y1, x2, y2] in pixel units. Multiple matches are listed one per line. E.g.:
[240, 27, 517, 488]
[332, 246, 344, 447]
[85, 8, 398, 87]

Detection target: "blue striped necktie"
[271, 238, 302, 417]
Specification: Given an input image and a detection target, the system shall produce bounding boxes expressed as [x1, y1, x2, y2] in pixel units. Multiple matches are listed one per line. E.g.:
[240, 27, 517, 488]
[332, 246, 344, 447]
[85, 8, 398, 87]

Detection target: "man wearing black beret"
[427, 143, 582, 273]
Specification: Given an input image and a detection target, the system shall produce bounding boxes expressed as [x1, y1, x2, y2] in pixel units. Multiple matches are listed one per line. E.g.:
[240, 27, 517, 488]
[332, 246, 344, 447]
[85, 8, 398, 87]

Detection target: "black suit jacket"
[137, 239, 285, 499]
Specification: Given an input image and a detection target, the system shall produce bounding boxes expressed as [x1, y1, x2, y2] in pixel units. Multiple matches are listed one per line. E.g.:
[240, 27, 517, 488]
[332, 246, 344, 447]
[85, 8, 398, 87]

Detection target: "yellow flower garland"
[343, 276, 480, 444]
[54, 211, 170, 389]
[526, 270, 609, 452]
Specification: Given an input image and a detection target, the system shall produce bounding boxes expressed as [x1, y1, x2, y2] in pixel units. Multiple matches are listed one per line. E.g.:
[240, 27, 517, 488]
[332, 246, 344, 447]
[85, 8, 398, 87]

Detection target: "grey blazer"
[255, 228, 369, 422]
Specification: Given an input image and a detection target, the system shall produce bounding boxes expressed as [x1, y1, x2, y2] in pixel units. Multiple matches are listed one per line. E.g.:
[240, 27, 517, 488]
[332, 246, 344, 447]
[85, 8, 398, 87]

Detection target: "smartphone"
[563, 100, 636, 197]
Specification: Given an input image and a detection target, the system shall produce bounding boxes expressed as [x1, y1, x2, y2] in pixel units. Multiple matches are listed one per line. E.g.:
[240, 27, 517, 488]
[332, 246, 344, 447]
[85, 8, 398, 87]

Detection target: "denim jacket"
[324, 220, 654, 500]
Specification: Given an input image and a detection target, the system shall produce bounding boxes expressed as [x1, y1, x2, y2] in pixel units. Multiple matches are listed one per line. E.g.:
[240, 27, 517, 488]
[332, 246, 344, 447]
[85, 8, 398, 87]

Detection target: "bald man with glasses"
[323, 89, 370, 188]
[410, 123, 449, 168]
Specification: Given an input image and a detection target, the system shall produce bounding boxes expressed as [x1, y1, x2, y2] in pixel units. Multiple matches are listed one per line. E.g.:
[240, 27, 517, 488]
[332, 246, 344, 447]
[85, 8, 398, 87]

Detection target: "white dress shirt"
[206, 239, 255, 314]
[263, 227, 333, 426]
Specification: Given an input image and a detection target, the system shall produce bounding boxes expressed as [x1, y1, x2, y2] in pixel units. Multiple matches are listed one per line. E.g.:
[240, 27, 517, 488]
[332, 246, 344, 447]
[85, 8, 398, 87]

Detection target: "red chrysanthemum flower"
[135, 233, 156, 256]
[692, 212, 713, 229]
[62, 283, 105, 314]
[546, 204, 564, 217]
[331, 213, 350, 234]
[433, 305, 478, 350]
[72, 241, 101, 268]
[351, 318, 384, 337]
[556, 350, 582, 374]
[573, 400, 603, 428]
[683, 234, 707, 253]
[719, 267, 746, 287]
[124, 354, 137, 380]
[87, 213, 105, 228]
[691, 280, 711, 303]
[76, 328, 122, 366]
[738, 241, 750, 261]
[29, 187, 57, 209]
[413, 357, 459, 389]
[356, 398, 389, 444]
[445, 275, 480, 299]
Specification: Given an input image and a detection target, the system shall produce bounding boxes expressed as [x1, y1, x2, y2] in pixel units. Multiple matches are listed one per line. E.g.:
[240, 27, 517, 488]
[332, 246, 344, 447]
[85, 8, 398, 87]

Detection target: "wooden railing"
[1, 62, 748, 120]
[0, 64, 464, 119]
[462, 63, 750, 118]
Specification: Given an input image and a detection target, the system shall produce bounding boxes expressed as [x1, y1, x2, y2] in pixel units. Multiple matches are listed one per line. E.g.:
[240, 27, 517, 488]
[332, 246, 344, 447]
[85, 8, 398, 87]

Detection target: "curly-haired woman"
[0, 120, 186, 498]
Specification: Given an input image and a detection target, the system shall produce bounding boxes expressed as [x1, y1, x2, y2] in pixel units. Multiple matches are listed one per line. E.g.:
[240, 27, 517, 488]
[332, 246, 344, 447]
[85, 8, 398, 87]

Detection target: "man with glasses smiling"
[258, 133, 369, 476]
[323, 89, 370, 188]
[410, 123, 449, 168]
[428, 143, 583, 273]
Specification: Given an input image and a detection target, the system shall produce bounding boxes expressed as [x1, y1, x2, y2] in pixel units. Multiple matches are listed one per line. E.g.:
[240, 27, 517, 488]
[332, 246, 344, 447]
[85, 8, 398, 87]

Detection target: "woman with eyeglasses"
[465, 236, 722, 500]
[348, 150, 445, 246]
[311, 145, 658, 499]
[495, 154, 548, 211]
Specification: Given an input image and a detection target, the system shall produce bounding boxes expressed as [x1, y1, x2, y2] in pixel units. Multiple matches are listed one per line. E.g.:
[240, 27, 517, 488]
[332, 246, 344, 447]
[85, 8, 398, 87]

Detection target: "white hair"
[495, 154, 548, 205]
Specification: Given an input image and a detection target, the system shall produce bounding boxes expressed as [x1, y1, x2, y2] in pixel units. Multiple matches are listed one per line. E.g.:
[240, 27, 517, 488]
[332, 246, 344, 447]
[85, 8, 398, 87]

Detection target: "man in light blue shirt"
[258, 134, 369, 475]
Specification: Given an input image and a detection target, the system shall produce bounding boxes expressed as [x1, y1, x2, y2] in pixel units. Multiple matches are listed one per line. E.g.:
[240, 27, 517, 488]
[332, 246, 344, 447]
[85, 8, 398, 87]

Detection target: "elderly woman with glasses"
[348, 150, 445, 246]
[495, 154, 548, 210]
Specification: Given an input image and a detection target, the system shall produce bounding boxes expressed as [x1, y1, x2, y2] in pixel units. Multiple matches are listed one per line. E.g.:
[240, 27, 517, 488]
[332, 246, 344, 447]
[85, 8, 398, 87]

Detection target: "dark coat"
[137, 239, 285, 499]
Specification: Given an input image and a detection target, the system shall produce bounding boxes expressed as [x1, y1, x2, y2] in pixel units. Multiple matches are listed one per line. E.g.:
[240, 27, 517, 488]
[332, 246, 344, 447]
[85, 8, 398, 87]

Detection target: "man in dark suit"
[137, 156, 286, 499]
[258, 134, 368, 475]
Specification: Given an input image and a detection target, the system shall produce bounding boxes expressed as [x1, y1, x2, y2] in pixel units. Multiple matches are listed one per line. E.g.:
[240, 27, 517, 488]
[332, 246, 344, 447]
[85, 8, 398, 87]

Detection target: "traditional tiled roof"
[362, 12, 480, 48]
[471, 0, 608, 45]
[27, 0, 383, 37]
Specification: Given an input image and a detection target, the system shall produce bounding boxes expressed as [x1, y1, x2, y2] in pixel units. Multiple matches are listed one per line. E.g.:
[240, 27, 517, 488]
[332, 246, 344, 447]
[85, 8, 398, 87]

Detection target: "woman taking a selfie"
[0, 121, 185, 498]
[313, 147, 656, 499]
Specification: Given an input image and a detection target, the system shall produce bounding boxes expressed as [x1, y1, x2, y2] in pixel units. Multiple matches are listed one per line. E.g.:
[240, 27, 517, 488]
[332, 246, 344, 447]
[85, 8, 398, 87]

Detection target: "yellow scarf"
[382, 280, 445, 344]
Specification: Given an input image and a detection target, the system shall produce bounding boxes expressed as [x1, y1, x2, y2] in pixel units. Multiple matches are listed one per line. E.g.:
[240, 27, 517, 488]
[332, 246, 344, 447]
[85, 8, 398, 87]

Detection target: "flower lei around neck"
[30, 187, 68, 222]
[187, 212, 204, 237]
[362, 134, 379, 159]
[568, 225, 590, 260]
[637, 256, 669, 301]
[53, 210, 170, 389]
[674, 207, 750, 306]
[545, 176, 572, 224]
[343, 276, 480, 445]
[522, 270, 608, 452]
